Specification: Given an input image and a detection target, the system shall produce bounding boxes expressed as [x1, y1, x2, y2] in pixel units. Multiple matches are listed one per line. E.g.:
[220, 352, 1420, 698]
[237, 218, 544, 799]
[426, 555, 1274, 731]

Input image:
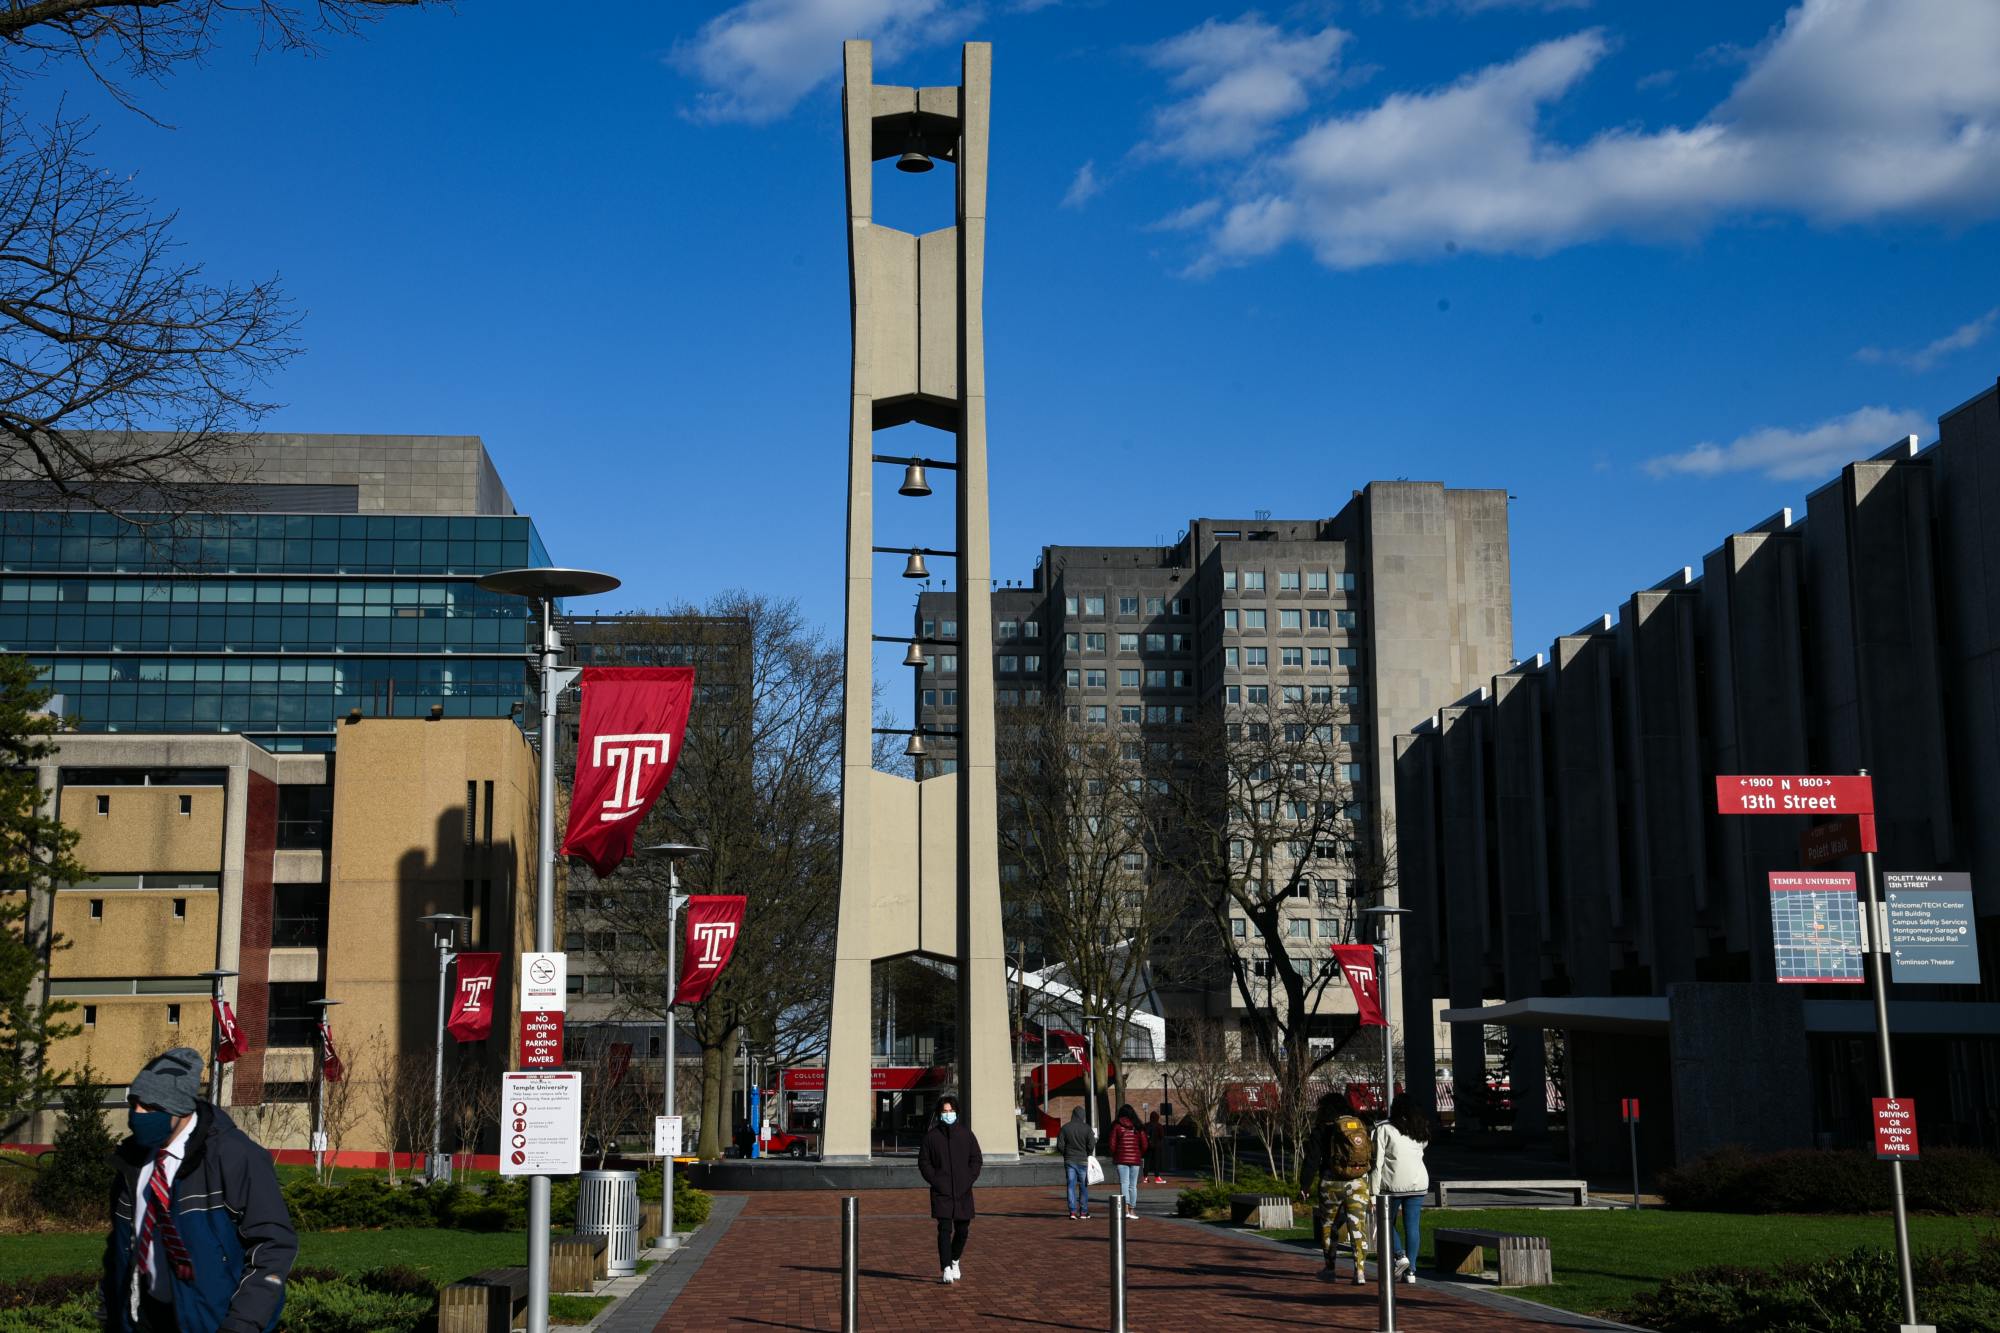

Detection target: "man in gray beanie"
[100, 1047, 296, 1332]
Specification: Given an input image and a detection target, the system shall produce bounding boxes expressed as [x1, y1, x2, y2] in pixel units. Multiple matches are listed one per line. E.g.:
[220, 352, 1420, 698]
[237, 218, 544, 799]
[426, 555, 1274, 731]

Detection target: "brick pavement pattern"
[649, 1185, 1583, 1331]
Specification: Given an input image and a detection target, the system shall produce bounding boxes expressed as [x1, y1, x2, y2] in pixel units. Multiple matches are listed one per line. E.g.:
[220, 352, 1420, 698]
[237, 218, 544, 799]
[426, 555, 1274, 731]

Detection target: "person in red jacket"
[1108, 1104, 1148, 1220]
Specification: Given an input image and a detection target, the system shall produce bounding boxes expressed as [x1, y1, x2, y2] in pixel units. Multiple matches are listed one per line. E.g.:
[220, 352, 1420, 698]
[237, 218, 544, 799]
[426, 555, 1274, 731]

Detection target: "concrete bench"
[550, 1232, 610, 1291]
[1228, 1192, 1294, 1229]
[1434, 1228, 1553, 1287]
[439, 1265, 530, 1333]
[1433, 1178, 1589, 1207]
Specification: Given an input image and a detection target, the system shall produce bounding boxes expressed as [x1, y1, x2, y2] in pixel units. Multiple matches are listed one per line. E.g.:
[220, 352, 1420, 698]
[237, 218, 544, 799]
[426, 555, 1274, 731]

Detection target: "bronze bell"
[905, 732, 929, 757]
[897, 151, 934, 174]
[902, 552, 930, 579]
[902, 642, 927, 668]
[899, 462, 932, 497]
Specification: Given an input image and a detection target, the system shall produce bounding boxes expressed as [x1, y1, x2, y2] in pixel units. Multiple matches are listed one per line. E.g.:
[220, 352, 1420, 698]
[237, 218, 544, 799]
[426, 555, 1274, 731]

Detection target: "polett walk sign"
[1884, 873, 1981, 985]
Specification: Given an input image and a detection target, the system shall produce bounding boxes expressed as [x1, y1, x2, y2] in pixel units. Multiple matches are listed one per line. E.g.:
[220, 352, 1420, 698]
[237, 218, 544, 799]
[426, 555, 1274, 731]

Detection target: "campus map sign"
[1769, 871, 1864, 983]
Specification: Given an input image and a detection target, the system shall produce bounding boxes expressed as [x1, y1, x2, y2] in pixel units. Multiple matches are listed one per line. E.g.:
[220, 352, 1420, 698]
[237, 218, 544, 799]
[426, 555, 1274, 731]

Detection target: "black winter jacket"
[917, 1120, 983, 1221]
[101, 1103, 297, 1333]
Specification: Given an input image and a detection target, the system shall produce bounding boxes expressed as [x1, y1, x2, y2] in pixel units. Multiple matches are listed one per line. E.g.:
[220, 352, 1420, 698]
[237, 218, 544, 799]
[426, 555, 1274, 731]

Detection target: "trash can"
[577, 1170, 640, 1276]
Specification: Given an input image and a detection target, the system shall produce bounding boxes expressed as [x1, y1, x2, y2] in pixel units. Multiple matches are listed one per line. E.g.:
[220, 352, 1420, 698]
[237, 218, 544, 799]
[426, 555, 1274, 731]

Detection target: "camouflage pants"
[1319, 1176, 1370, 1269]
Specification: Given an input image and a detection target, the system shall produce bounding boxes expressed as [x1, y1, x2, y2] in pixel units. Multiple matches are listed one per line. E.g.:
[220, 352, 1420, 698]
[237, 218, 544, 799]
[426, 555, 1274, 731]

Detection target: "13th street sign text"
[1717, 774, 1875, 816]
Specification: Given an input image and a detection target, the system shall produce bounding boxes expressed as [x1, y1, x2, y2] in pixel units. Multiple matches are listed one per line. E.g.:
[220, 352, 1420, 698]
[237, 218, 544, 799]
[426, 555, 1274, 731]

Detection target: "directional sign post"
[1717, 770, 1917, 1330]
[1884, 873, 1982, 985]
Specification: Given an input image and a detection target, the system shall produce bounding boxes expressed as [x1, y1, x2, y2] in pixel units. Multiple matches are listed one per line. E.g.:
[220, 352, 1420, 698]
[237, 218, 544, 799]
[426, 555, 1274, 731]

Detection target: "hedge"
[1616, 1236, 2000, 1333]
[1658, 1147, 2000, 1216]
[0, 1268, 443, 1333]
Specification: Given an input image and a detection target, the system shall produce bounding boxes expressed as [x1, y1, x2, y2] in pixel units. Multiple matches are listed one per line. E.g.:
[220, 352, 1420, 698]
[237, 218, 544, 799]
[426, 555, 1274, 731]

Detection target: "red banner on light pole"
[1330, 944, 1385, 1027]
[560, 668, 697, 878]
[447, 952, 502, 1041]
[1620, 1097, 1640, 1124]
[213, 998, 245, 1065]
[319, 1018, 344, 1084]
[674, 895, 747, 1005]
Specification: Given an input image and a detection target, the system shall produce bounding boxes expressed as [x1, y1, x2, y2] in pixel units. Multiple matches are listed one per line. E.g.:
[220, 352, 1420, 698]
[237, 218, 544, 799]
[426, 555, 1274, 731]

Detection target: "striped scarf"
[137, 1146, 194, 1284]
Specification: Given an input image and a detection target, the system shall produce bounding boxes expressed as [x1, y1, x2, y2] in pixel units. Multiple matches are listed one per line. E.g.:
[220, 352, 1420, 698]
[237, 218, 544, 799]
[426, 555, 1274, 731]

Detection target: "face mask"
[129, 1109, 175, 1149]
[940, 1111, 958, 1126]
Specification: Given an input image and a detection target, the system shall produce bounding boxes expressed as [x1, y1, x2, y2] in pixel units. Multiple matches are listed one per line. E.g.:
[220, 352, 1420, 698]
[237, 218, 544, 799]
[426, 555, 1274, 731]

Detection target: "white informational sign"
[500, 1071, 582, 1177]
[521, 952, 567, 1013]
[654, 1114, 683, 1158]
[310, 1131, 328, 1153]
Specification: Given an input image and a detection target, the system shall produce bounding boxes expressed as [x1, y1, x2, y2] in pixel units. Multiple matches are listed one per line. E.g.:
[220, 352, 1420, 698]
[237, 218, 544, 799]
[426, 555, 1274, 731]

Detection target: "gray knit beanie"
[130, 1047, 204, 1116]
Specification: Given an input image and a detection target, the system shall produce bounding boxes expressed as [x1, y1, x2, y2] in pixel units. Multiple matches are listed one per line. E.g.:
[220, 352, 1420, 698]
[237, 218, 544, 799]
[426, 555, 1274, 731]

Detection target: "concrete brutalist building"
[1395, 377, 2000, 1176]
[916, 483, 1513, 1053]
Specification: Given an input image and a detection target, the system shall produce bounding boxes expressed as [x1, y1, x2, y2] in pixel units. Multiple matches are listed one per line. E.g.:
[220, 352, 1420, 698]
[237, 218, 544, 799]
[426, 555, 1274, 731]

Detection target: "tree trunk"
[697, 1044, 726, 1160]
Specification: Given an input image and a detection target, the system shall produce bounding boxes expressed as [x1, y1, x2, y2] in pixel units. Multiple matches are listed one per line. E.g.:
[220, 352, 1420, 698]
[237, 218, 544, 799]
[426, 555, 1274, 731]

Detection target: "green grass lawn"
[1253, 1208, 2000, 1317]
[0, 1229, 529, 1286]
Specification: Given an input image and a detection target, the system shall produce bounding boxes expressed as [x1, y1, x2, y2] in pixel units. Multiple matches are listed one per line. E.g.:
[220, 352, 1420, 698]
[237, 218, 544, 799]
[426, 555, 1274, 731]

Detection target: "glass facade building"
[1, 510, 551, 746]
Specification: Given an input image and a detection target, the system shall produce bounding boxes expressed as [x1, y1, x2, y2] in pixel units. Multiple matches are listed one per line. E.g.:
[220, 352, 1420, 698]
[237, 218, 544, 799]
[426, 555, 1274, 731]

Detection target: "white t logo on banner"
[692, 920, 738, 965]
[460, 976, 493, 1011]
[592, 733, 675, 821]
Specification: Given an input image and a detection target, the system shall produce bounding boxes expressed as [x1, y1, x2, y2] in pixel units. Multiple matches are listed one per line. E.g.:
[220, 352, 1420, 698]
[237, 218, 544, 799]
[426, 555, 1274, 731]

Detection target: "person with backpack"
[1299, 1089, 1373, 1283]
[1107, 1104, 1147, 1220]
[1370, 1096, 1432, 1284]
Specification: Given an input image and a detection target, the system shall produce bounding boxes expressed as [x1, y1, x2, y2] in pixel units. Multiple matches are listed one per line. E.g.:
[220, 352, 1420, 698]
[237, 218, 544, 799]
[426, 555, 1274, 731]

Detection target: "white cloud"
[1643, 405, 1927, 481]
[1061, 160, 1101, 209]
[675, 0, 981, 125]
[1855, 307, 2000, 373]
[1140, 15, 1349, 163]
[1424, 0, 1592, 12]
[1160, 0, 2000, 270]
[1147, 199, 1222, 231]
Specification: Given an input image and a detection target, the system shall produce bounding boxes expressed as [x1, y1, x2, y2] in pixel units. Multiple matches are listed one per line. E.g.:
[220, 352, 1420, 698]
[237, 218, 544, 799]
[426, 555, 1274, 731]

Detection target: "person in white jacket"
[1368, 1097, 1432, 1283]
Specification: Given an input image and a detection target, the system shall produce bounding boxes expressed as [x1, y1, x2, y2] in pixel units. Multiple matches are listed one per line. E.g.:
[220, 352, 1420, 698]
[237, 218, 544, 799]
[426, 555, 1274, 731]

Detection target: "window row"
[1061, 594, 1190, 618]
[996, 655, 1043, 673]
[1064, 632, 1195, 654]
[1224, 646, 1360, 669]
[1221, 569, 1359, 593]
[1221, 608, 1360, 631]
[1062, 668, 1195, 690]
[2, 536, 541, 576]
[1073, 703, 1193, 724]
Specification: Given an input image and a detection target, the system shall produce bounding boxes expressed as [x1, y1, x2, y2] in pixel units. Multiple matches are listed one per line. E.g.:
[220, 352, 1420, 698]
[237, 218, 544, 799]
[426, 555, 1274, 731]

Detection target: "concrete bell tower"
[820, 40, 1013, 1162]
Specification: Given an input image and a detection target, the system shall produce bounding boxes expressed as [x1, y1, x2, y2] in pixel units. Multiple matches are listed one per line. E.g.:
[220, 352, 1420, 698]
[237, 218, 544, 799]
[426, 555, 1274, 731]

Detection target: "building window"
[999, 655, 1018, 673]
[1225, 685, 1241, 704]
[1279, 570, 1301, 591]
[922, 689, 937, 707]
[1340, 686, 1362, 706]
[1173, 670, 1190, 687]
[1222, 570, 1237, 591]
[1246, 647, 1268, 667]
[1146, 596, 1165, 614]
[1289, 918, 1310, 938]
[1338, 610, 1360, 628]
[1247, 685, 1269, 703]
[942, 654, 959, 672]
[940, 620, 958, 638]
[1283, 685, 1304, 703]
[1225, 648, 1240, 669]
[1065, 670, 1080, 688]
[1063, 596, 1078, 615]
[1223, 609, 1239, 630]
[1343, 763, 1365, 782]
[998, 689, 1018, 706]
[166, 1003, 181, 1026]
[1085, 634, 1106, 652]
[1244, 570, 1267, 592]
[1120, 669, 1141, 687]
[1307, 570, 1329, 591]
[1173, 633, 1191, 651]
[1281, 648, 1303, 667]
[95, 794, 109, 816]
[1066, 633, 1080, 652]
[1024, 655, 1041, 672]
[1086, 705, 1107, 723]
[922, 619, 936, 637]
[1118, 596, 1139, 616]
[1171, 598, 1189, 615]
[1144, 633, 1165, 651]
[1085, 670, 1106, 688]
[1231, 918, 1247, 939]
[1311, 647, 1332, 667]
[1121, 851, 1145, 871]
[1024, 620, 1041, 639]
[1119, 633, 1139, 652]
[1120, 705, 1141, 723]
[1309, 609, 1330, 628]
[1338, 648, 1359, 666]
[465, 781, 477, 846]
[1245, 609, 1267, 630]
[83, 1005, 97, 1027]
[89, 898, 102, 920]
[172, 898, 186, 921]
[1144, 669, 1166, 687]
[1024, 689, 1043, 705]
[1146, 705, 1169, 722]
[178, 794, 192, 816]
[1339, 572, 1359, 591]
[1280, 609, 1302, 630]
[1341, 724, 1363, 742]
[1084, 596, 1105, 616]
[1310, 685, 1333, 703]
[941, 689, 958, 706]
[998, 620, 1019, 640]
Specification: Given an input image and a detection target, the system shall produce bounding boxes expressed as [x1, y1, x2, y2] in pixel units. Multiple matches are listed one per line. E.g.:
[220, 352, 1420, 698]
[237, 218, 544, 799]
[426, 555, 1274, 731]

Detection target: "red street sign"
[519, 1010, 565, 1069]
[1620, 1097, 1641, 1124]
[1801, 814, 1879, 866]
[1873, 1097, 1919, 1160]
[1716, 774, 1875, 816]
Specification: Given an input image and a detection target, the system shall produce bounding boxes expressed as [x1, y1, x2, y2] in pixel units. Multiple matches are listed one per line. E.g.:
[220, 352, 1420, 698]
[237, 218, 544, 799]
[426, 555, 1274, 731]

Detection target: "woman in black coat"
[916, 1095, 982, 1284]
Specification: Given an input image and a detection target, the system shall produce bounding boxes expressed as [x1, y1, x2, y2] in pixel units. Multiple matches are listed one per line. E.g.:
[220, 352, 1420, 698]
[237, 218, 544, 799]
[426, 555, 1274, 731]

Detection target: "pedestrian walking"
[1057, 1107, 1095, 1219]
[100, 1047, 297, 1332]
[1108, 1103, 1147, 1220]
[1299, 1089, 1374, 1284]
[1145, 1110, 1167, 1183]
[917, 1095, 982, 1284]
[1370, 1096, 1432, 1284]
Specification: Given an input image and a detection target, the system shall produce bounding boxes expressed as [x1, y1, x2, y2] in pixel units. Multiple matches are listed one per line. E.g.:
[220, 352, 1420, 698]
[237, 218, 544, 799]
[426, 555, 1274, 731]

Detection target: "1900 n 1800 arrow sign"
[1716, 774, 1875, 816]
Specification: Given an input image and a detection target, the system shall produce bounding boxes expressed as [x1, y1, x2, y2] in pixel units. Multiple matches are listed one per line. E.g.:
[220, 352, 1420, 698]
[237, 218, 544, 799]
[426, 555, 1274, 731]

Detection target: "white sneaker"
[947, 1261, 961, 1282]
[1404, 1271, 1417, 1285]
[940, 1270, 952, 1284]
[1393, 1255, 1411, 1277]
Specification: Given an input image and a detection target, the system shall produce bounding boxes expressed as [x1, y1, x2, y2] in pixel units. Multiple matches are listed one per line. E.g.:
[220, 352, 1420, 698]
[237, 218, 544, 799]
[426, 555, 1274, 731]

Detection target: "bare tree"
[1167, 1018, 1238, 1186]
[1152, 694, 1393, 1117]
[0, 1, 441, 509]
[442, 1058, 493, 1176]
[317, 1024, 372, 1182]
[362, 1047, 433, 1182]
[997, 703, 1182, 1120]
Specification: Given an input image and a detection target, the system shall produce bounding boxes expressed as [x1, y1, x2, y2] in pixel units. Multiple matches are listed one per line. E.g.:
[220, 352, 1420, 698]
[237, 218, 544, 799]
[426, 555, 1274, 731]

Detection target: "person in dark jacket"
[1056, 1107, 1095, 1219]
[916, 1095, 981, 1284]
[101, 1048, 297, 1333]
[1145, 1110, 1166, 1184]
[1107, 1104, 1147, 1220]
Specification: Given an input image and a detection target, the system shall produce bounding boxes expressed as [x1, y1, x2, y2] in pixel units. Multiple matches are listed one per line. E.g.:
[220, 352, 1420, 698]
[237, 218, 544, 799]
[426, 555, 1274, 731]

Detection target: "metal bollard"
[1376, 1193, 1396, 1333]
[840, 1196, 859, 1332]
[1108, 1206, 1127, 1332]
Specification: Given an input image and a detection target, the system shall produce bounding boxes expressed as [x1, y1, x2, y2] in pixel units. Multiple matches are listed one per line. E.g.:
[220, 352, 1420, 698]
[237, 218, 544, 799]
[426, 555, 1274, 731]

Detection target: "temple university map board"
[1770, 871, 1864, 983]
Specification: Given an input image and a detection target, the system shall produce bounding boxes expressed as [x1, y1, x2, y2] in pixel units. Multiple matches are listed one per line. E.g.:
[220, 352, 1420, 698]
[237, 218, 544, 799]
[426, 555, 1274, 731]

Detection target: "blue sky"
[22, 0, 2000, 703]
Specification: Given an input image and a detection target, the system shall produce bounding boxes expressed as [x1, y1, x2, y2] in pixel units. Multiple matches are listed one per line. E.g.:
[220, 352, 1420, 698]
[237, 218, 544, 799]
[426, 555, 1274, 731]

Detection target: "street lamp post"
[307, 998, 343, 1181]
[1363, 904, 1412, 1333]
[478, 566, 620, 1333]
[197, 969, 238, 1106]
[419, 913, 472, 1184]
[638, 843, 704, 1249]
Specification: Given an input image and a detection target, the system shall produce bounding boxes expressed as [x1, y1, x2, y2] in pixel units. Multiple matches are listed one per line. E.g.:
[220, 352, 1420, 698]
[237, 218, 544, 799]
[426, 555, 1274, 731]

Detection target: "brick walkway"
[645, 1185, 1604, 1331]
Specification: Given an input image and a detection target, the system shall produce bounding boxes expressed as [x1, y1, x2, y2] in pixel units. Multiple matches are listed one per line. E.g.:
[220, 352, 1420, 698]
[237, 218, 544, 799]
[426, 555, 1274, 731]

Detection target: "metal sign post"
[1621, 1099, 1641, 1210]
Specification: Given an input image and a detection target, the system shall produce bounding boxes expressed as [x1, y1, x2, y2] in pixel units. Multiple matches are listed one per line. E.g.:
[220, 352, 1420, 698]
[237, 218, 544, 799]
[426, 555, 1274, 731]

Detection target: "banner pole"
[527, 594, 558, 1333]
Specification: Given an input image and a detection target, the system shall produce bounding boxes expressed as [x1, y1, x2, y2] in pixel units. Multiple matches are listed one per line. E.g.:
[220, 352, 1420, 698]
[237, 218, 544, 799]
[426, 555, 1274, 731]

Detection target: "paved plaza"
[616, 1185, 1624, 1332]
